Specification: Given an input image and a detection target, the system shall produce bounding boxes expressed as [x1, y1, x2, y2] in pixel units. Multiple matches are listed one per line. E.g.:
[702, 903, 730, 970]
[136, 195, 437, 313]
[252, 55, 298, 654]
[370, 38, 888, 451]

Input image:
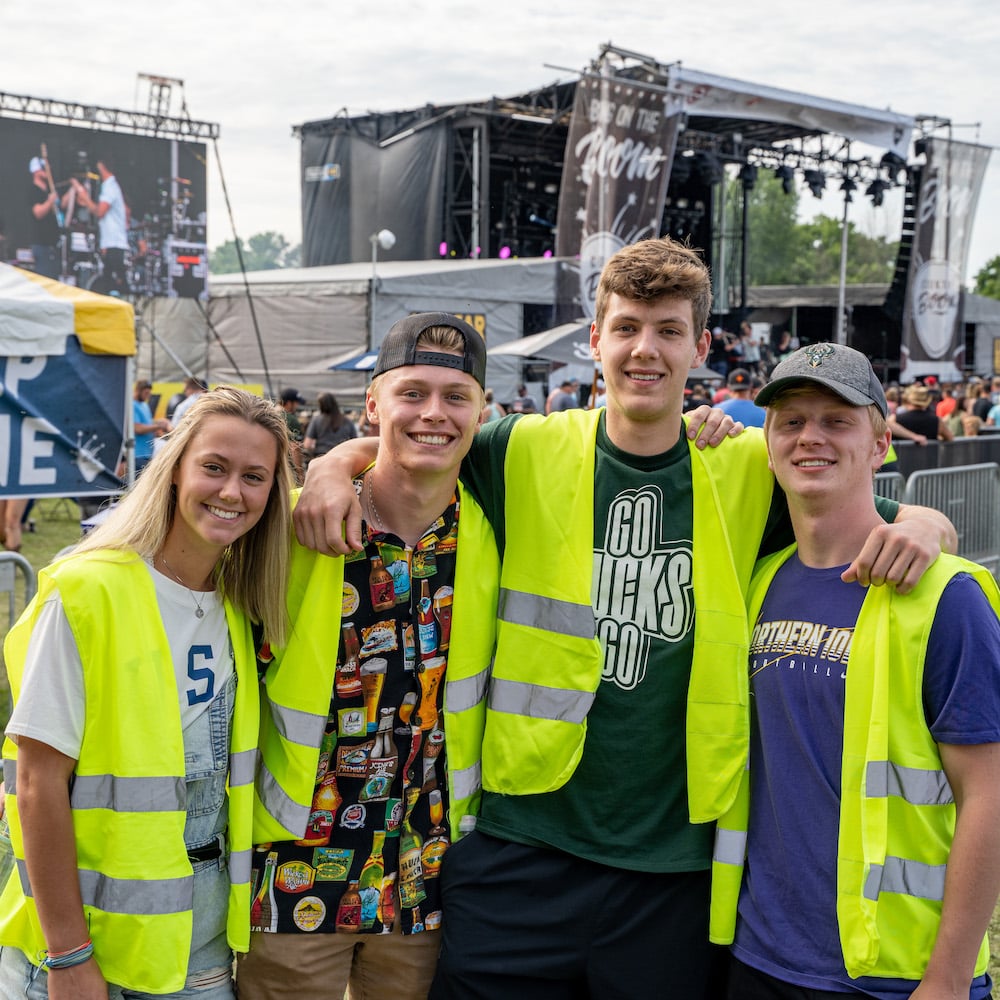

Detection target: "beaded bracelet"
[40, 938, 94, 970]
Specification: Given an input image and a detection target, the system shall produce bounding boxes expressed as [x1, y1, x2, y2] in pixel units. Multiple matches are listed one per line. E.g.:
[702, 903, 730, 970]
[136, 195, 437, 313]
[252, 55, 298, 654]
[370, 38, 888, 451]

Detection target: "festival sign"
[901, 137, 991, 381]
[555, 68, 682, 319]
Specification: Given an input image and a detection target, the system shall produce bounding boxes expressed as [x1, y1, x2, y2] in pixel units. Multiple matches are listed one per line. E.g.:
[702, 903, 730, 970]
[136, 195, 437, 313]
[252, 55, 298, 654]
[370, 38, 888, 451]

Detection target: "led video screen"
[0, 117, 208, 298]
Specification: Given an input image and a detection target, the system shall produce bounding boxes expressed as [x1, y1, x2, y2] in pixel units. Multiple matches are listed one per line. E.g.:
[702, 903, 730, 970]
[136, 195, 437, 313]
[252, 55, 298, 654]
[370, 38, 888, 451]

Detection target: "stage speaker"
[166, 237, 208, 299]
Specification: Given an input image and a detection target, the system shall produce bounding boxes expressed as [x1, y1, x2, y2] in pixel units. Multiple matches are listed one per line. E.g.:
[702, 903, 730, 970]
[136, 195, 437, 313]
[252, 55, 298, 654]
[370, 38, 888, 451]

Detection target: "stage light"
[840, 176, 857, 203]
[369, 229, 397, 347]
[880, 151, 908, 184]
[803, 169, 826, 199]
[499, 246, 512, 259]
[439, 241, 449, 257]
[739, 164, 758, 190]
[865, 178, 888, 207]
[528, 213, 556, 230]
[774, 164, 795, 195]
[694, 150, 724, 185]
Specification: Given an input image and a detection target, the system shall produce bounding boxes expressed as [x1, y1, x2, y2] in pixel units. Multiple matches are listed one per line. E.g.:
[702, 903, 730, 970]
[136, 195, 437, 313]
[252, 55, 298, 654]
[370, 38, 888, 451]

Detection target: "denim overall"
[0, 672, 238, 999]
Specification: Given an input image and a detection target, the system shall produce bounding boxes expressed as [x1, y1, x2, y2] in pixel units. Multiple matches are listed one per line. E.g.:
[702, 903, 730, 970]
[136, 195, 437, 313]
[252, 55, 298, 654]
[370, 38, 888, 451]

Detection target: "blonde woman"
[0, 387, 292, 999]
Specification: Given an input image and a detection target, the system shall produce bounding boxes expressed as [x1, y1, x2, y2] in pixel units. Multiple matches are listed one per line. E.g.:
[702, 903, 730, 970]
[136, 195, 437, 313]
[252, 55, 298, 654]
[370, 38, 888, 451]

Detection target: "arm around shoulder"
[292, 437, 378, 555]
[841, 503, 957, 595]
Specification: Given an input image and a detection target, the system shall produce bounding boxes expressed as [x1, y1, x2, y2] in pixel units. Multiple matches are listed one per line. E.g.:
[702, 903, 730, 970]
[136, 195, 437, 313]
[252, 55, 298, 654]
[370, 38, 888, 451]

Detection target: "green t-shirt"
[459, 412, 899, 872]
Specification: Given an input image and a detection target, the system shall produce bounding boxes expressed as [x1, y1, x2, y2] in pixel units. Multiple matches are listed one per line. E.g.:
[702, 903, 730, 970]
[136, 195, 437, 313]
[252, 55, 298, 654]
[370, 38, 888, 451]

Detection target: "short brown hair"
[595, 237, 712, 335]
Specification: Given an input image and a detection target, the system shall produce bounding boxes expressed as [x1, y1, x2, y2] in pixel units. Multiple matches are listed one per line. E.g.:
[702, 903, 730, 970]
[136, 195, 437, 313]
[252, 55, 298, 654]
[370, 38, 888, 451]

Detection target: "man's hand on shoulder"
[842, 505, 956, 596]
[685, 405, 744, 449]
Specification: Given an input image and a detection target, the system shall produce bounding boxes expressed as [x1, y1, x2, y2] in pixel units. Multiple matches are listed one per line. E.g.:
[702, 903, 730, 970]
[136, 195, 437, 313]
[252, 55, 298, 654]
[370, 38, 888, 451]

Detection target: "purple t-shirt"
[733, 556, 1000, 998]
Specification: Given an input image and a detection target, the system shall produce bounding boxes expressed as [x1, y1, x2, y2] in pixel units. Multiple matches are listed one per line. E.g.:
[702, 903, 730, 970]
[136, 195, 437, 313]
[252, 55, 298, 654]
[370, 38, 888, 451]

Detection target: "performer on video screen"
[28, 155, 63, 280]
[71, 154, 129, 295]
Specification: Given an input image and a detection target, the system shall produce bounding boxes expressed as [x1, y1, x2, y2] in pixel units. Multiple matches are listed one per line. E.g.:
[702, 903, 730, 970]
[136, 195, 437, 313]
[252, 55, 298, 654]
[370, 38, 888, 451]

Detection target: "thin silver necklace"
[366, 471, 385, 533]
[159, 552, 208, 619]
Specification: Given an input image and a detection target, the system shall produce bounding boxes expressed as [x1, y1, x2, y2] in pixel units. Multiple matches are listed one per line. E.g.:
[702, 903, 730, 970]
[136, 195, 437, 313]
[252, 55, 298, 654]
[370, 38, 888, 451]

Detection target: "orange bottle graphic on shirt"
[369, 555, 395, 611]
[377, 872, 397, 932]
[335, 879, 363, 933]
[296, 771, 341, 847]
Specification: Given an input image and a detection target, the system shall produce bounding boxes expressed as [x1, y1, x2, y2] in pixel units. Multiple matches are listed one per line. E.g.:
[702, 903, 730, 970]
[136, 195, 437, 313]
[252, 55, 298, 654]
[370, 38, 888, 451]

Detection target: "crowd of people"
[0, 238, 997, 1000]
[686, 365, 1000, 446]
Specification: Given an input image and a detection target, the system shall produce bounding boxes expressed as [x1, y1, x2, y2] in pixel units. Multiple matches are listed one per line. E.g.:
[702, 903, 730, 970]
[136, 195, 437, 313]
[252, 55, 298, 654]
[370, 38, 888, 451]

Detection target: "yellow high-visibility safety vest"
[0, 549, 258, 994]
[711, 546, 1000, 981]
[470, 410, 773, 822]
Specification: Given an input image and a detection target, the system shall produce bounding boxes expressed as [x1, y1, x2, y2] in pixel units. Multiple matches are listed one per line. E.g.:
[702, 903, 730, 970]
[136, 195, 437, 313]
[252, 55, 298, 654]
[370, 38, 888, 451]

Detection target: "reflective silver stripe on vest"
[230, 748, 257, 789]
[17, 859, 193, 914]
[863, 856, 947, 902]
[446, 667, 490, 713]
[498, 588, 595, 639]
[255, 763, 310, 836]
[70, 774, 185, 813]
[489, 677, 594, 724]
[268, 700, 328, 750]
[866, 760, 953, 806]
[229, 848, 251, 886]
[449, 760, 481, 803]
[3, 759, 17, 793]
[713, 827, 746, 867]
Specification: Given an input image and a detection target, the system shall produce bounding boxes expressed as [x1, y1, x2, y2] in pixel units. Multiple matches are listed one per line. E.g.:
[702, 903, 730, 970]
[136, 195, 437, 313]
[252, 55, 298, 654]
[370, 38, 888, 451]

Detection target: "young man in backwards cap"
[711, 343, 1000, 1000]
[239, 313, 496, 1000]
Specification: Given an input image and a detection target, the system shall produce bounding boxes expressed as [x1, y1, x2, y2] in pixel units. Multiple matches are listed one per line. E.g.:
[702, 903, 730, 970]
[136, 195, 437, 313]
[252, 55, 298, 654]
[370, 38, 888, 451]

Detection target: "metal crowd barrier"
[901, 463, 1000, 577]
[874, 472, 906, 501]
[0, 551, 36, 625]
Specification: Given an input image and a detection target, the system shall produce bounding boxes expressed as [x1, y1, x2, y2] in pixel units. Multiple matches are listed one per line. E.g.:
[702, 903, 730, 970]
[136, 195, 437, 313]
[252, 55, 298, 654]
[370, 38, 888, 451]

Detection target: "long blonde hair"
[76, 386, 292, 645]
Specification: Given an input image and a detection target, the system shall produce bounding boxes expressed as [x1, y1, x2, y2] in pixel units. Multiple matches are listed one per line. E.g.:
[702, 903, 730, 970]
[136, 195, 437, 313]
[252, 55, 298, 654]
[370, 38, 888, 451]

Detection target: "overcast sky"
[3, 0, 998, 280]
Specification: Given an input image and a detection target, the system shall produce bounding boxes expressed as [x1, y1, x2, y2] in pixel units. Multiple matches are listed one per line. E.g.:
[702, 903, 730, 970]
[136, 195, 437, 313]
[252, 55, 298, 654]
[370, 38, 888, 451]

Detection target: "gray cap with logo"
[755, 342, 887, 417]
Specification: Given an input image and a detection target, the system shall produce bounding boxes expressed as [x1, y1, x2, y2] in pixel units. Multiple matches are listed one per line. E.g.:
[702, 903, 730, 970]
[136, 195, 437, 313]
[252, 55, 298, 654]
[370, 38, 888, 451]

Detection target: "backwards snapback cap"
[755, 342, 887, 416]
[727, 368, 751, 389]
[372, 312, 487, 388]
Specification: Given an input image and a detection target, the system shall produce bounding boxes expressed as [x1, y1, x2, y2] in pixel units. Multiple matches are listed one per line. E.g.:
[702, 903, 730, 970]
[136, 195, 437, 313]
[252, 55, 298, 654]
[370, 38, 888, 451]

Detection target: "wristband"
[40, 938, 94, 970]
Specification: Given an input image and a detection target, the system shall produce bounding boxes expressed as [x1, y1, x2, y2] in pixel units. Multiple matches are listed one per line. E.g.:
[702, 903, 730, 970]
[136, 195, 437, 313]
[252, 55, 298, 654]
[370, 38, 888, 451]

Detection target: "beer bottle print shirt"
[250, 484, 459, 936]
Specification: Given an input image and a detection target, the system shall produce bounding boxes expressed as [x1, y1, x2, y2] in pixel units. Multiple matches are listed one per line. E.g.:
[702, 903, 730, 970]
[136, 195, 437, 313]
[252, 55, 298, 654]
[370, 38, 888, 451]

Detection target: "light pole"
[369, 229, 396, 347]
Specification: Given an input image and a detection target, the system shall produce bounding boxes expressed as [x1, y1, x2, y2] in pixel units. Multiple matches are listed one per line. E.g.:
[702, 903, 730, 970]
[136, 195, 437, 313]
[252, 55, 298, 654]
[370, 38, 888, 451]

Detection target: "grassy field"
[1, 498, 999, 986]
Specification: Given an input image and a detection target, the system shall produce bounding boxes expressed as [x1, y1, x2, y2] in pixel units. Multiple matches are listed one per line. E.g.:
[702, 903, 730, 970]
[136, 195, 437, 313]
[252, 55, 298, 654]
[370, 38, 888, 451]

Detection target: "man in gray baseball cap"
[754, 341, 887, 416]
[718, 339, 1000, 1000]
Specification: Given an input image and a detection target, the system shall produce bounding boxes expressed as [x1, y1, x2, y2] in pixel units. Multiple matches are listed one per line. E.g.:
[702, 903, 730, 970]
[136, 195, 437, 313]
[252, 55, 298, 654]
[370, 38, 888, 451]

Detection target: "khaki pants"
[235, 928, 441, 1000]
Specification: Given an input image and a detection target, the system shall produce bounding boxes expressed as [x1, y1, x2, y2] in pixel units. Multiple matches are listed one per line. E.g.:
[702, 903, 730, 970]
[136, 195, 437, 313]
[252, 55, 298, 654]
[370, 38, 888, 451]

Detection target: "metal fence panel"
[902, 463, 1000, 576]
[874, 472, 906, 502]
[0, 552, 36, 626]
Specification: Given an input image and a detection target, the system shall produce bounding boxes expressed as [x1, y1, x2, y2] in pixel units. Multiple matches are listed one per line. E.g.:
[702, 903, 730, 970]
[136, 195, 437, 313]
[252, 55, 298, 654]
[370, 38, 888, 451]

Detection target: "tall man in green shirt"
[293, 238, 955, 999]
